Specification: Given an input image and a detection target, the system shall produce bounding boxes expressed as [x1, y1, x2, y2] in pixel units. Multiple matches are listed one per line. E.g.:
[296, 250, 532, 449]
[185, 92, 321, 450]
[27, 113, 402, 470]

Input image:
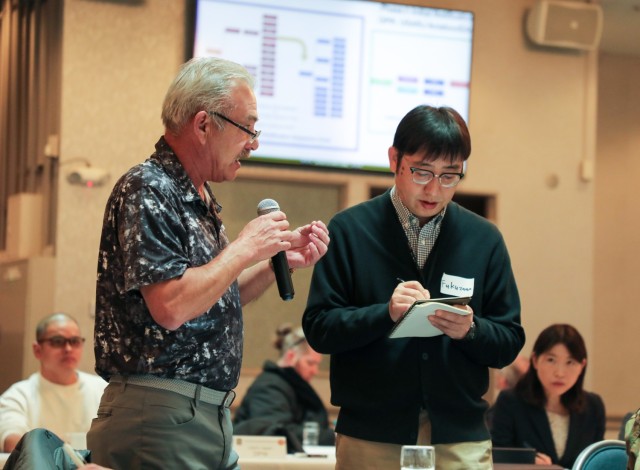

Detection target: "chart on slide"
[195, 1, 363, 151]
[367, 30, 471, 135]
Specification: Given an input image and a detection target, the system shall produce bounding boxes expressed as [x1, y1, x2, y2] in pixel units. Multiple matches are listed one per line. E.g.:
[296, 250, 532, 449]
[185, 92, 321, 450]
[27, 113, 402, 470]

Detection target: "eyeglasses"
[37, 336, 86, 349]
[209, 112, 261, 144]
[409, 167, 465, 188]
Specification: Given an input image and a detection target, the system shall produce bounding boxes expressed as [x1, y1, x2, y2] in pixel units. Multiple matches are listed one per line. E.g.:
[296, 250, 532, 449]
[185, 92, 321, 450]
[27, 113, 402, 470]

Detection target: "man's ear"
[33, 341, 42, 360]
[388, 146, 398, 174]
[193, 111, 209, 142]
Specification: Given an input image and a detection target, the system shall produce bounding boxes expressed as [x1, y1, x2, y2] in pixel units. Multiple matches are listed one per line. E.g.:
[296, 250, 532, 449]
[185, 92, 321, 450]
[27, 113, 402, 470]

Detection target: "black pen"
[396, 278, 406, 284]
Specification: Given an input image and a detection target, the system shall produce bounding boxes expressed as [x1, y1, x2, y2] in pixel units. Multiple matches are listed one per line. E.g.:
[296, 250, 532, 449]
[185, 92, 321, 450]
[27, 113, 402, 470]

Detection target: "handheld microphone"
[257, 199, 295, 301]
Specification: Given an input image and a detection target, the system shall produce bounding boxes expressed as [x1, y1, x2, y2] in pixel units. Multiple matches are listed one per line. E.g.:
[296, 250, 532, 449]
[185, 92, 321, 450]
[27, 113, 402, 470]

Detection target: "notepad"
[389, 296, 471, 338]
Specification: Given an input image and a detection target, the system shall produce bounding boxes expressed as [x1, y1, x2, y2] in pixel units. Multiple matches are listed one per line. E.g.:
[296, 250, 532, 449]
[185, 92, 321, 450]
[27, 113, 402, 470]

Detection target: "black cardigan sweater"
[303, 191, 524, 445]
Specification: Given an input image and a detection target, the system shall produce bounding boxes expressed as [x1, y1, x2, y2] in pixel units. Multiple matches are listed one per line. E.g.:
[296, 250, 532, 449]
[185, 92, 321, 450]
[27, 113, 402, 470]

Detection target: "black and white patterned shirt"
[390, 186, 445, 268]
[94, 137, 243, 391]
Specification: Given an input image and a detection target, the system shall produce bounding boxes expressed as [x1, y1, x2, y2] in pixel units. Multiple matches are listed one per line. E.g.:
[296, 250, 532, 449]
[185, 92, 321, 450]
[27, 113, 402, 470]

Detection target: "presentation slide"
[194, 0, 473, 172]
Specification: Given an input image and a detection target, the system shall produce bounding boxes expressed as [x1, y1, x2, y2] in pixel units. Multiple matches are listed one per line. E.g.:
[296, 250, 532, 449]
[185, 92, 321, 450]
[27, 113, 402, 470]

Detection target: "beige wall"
[56, 0, 184, 370]
[49, 0, 639, 419]
[594, 54, 640, 417]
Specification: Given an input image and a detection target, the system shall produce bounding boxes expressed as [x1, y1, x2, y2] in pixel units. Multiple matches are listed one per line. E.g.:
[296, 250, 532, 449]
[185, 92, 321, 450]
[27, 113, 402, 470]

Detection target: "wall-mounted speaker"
[526, 0, 603, 51]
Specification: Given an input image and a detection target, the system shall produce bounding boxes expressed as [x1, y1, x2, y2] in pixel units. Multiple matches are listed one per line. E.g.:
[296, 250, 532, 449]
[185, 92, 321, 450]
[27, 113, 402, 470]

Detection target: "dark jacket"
[303, 193, 524, 445]
[233, 361, 334, 452]
[489, 389, 606, 468]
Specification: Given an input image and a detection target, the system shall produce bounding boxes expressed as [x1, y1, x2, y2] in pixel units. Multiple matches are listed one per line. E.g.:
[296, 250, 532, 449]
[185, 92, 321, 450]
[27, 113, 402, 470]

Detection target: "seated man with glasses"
[0, 312, 107, 452]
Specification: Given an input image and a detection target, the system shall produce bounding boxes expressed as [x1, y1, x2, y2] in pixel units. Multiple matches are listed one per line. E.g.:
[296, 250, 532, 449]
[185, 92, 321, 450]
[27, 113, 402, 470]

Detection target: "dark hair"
[272, 323, 308, 357]
[392, 105, 471, 167]
[515, 324, 588, 413]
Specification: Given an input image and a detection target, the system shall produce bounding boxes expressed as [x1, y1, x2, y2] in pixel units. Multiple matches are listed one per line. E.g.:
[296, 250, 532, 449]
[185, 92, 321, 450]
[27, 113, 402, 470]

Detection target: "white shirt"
[0, 371, 107, 448]
[546, 409, 570, 459]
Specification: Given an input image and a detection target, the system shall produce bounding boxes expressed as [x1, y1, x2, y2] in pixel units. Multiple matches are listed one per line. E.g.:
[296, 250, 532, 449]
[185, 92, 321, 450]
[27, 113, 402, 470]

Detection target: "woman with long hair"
[489, 324, 605, 467]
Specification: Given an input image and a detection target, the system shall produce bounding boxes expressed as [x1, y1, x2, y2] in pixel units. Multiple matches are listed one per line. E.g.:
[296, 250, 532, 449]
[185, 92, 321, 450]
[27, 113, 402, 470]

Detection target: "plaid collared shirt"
[390, 186, 445, 268]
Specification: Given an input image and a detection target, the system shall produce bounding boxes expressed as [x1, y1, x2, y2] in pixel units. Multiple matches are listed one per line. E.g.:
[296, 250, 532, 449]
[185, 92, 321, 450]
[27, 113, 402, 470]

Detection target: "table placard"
[233, 435, 287, 459]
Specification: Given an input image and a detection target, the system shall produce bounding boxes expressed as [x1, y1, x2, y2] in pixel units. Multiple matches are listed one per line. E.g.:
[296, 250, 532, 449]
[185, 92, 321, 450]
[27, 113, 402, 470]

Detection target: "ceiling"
[598, 0, 640, 57]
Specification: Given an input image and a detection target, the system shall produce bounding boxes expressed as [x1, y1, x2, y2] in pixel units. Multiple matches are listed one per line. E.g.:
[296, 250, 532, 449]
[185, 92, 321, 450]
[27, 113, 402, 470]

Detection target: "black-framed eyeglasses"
[37, 336, 85, 349]
[209, 111, 261, 144]
[409, 167, 465, 188]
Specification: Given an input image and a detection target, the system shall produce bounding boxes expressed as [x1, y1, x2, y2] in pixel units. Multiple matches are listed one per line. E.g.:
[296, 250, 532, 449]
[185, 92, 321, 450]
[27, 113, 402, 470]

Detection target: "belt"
[110, 375, 235, 408]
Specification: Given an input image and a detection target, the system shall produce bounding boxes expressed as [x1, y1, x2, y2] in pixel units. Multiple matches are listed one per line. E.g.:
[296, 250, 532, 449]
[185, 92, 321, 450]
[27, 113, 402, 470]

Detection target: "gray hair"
[273, 323, 308, 357]
[161, 56, 255, 134]
[35, 312, 79, 341]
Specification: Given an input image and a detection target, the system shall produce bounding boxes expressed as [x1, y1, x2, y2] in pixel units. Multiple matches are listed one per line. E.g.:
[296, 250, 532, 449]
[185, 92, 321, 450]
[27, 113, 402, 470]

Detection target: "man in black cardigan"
[303, 105, 524, 469]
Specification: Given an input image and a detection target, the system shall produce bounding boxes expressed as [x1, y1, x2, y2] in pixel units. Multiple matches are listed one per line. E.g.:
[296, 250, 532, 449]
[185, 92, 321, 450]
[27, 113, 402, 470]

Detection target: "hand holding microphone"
[257, 199, 295, 301]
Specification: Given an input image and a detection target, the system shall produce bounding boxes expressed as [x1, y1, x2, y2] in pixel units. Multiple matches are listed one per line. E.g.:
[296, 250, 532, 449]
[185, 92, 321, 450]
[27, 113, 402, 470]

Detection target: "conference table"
[0, 453, 563, 470]
[238, 454, 335, 470]
[495, 466, 564, 470]
[0, 451, 565, 469]
[236, 454, 565, 470]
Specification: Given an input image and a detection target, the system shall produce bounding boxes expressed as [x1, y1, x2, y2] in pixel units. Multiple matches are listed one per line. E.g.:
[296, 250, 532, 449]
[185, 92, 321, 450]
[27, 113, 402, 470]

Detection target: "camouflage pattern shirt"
[94, 136, 243, 391]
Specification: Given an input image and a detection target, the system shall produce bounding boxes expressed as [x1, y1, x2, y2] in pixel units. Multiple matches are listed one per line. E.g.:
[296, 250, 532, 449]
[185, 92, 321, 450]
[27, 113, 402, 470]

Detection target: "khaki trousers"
[335, 410, 492, 470]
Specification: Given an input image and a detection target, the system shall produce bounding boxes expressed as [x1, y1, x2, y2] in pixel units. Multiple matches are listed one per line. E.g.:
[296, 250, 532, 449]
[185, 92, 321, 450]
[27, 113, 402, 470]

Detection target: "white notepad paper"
[389, 296, 471, 338]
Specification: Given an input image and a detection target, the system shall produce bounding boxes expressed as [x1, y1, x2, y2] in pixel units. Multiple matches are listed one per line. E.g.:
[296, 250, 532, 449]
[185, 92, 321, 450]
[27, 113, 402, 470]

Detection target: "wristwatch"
[463, 321, 476, 341]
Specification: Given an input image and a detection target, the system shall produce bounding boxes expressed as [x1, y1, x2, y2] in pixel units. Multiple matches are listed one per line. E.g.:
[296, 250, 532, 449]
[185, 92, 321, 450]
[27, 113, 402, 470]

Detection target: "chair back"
[571, 439, 627, 470]
[3, 428, 91, 470]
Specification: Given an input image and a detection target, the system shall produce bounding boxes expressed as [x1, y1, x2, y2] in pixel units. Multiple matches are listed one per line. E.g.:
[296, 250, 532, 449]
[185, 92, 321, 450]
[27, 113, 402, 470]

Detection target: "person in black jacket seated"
[233, 324, 334, 452]
[489, 324, 605, 468]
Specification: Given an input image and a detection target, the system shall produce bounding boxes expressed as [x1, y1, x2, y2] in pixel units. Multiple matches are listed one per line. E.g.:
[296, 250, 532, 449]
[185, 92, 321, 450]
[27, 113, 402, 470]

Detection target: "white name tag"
[233, 435, 288, 459]
[440, 273, 474, 297]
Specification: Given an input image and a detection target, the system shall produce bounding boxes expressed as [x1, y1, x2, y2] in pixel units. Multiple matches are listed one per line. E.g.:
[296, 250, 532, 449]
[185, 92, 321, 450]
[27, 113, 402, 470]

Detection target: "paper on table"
[233, 435, 287, 459]
[389, 296, 471, 339]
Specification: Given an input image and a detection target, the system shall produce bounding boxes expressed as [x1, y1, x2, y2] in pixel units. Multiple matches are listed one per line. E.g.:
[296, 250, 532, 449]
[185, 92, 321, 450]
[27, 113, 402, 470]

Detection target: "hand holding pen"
[389, 278, 430, 322]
